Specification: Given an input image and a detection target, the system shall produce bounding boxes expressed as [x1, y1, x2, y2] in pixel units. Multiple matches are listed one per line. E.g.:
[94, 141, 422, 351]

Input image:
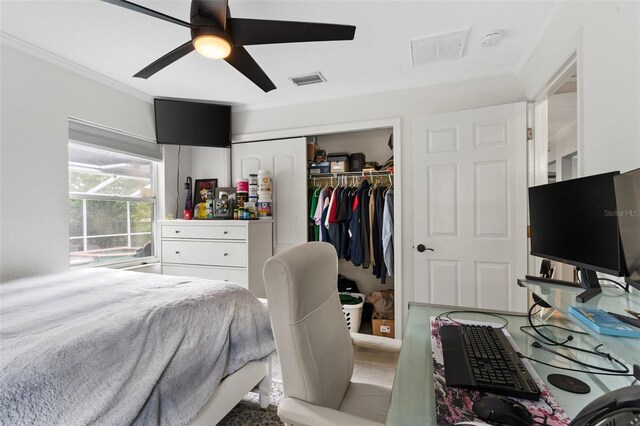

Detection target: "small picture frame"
[193, 179, 218, 219]
[215, 187, 236, 200]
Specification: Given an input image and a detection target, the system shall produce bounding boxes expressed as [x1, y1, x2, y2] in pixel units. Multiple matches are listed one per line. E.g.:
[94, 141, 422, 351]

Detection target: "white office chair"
[263, 242, 392, 426]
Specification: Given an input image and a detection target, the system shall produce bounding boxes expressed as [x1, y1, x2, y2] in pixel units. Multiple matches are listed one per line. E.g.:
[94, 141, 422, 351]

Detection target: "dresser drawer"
[162, 240, 247, 267]
[162, 224, 247, 240]
[161, 265, 248, 288]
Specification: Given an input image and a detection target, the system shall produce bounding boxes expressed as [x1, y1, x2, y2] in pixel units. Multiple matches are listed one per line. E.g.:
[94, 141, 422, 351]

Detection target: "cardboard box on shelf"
[330, 161, 350, 173]
[306, 143, 316, 162]
[372, 319, 395, 338]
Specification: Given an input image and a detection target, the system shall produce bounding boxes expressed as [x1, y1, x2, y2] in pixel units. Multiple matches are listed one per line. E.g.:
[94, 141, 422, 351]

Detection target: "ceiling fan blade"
[134, 41, 195, 79]
[101, 0, 196, 29]
[191, 0, 228, 29]
[224, 46, 276, 92]
[230, 18, 356, 46]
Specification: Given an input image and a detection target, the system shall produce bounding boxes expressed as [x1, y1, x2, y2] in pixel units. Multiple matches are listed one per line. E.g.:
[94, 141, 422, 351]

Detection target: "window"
[69, 143, 157, 267]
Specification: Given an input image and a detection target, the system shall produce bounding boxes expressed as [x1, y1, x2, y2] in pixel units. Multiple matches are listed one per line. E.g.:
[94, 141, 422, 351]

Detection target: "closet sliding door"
[232, 137, 307, 254]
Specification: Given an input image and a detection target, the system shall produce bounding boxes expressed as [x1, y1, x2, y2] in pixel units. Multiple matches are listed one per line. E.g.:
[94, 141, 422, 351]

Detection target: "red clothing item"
[328, 187, 341, 223]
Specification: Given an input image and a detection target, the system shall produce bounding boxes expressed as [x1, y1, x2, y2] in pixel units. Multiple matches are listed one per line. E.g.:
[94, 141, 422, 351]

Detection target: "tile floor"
[271, 344, 399, 388]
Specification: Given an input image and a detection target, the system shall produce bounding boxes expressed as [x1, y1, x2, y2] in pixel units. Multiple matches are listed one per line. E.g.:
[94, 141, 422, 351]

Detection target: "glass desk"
[386, 301, 636, 425]
[518, 279, 640, 369]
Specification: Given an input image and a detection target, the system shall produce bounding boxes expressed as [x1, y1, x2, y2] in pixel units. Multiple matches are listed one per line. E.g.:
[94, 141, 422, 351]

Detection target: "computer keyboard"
[440, 324, 541, 401]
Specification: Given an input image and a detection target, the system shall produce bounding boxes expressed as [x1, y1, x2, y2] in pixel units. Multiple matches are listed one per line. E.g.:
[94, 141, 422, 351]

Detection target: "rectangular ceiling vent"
[411, 28, 470, 67]
[290, 72, 326, 86]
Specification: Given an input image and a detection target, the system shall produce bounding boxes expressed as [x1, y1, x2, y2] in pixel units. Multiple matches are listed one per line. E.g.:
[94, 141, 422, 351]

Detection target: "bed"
[0, 268, 276, 425]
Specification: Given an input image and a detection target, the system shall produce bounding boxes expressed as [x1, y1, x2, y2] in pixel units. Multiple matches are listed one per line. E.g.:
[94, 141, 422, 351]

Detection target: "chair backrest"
[263, 242, 354, 410]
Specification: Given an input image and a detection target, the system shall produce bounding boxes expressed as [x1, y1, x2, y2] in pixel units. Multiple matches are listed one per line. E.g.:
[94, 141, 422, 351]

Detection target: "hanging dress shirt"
[349, 180, 369, 266]
[313, 188, 327, 241]
[369, 187, 377, 268]
[382, 189, 394, 276]
[320, 188, 332, 243]
[359, 183, 371, 269]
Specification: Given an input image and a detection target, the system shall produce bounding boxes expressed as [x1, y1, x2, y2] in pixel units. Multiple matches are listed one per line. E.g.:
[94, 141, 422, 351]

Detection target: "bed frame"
[191, 354, 272, 425]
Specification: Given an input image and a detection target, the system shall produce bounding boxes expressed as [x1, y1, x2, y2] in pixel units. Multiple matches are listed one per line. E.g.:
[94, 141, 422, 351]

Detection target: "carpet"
[218, 381, 285, 426]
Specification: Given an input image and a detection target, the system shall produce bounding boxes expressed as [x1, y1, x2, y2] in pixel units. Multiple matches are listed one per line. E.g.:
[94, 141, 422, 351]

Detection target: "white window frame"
[68, 118, 162, 269]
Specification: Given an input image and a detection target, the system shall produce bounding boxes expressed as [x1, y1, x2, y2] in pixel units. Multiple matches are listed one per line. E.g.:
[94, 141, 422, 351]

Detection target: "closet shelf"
[307, 170, 393, 178]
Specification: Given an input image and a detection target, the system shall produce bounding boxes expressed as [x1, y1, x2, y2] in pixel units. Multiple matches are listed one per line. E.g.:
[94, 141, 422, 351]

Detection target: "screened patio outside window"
[69, 143, 157, 267]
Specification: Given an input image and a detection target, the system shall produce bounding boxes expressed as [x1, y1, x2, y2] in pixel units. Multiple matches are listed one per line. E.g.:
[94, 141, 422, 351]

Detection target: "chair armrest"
[278, 397, 384, 426]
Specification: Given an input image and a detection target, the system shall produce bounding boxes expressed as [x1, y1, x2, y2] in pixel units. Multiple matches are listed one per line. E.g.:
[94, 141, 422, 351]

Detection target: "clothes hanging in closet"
[308, 176, 394, 284]
[372, 186, 387, 283]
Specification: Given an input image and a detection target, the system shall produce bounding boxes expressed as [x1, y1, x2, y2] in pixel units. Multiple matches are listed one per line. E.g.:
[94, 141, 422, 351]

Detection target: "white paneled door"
[413, 103, 528, 312]
[232, 137, 307, 254]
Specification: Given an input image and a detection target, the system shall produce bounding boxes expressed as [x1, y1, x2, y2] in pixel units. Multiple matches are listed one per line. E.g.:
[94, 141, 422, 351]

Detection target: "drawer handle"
[224, 253, 229, 256]
[223, 231, 228, 235]
[174, 230, 180, 234]
[175, 251, 180, 254]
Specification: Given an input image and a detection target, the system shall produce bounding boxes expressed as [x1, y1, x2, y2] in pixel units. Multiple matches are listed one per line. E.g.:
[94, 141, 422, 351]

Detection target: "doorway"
[530, 56, 581, 281]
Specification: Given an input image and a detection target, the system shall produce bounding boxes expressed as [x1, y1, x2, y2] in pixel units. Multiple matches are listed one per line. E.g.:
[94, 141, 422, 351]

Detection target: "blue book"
[568, 306, 640, 338]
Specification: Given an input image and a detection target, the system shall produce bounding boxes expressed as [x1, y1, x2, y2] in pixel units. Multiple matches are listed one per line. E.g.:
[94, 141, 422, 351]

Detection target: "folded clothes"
[339, 294, 363, 305]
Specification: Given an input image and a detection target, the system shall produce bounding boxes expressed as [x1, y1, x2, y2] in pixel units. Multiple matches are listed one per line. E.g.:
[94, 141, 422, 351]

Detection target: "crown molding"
[514, 1, 566, 79]
[1, 31, 517, 115]
[232, 64, 516, 113]
[1, 31, 154, 105]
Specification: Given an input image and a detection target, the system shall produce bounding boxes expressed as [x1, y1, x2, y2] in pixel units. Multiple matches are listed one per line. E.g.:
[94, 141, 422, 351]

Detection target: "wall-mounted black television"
[154, 98, 231, 148]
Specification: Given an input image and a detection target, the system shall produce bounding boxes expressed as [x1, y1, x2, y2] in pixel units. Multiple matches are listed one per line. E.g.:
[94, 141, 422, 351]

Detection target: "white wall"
[162, 144, 192, 220]
[192, 147, 230, 188]
[548, 122, 577, 181]
[519, 1, 640, 175]
[162, 146, 231, 219]
[0, 44, 156, 282]
[232, 74, 526, 327]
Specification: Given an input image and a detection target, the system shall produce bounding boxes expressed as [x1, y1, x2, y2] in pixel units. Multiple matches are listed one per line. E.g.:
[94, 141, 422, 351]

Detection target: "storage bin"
[327, 152, 350, 163]
[309, 162, 331, 174]
[340, 292, 364, 332]
[350, 153, 365, 172]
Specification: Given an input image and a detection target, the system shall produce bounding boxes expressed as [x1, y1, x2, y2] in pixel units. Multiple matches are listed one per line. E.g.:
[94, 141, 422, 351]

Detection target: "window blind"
[68, 117, 162, 161]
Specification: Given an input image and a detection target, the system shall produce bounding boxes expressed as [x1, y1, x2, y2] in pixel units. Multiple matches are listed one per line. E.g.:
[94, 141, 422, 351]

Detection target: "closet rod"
[307, 170, 393, 179]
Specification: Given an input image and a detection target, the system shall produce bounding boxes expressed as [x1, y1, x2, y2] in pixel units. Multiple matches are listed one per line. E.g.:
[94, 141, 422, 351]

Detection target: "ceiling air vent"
[411, 28, 470, 66]
[290, 72, 326, 86]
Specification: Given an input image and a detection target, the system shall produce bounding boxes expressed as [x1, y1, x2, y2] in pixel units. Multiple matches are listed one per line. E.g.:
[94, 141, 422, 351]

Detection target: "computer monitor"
[528, 171, 624, 302]
[614, 167, 640, 292]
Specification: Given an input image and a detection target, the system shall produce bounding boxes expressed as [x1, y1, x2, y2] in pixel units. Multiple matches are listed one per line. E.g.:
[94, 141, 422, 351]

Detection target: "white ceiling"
[1, 1, 554, 108]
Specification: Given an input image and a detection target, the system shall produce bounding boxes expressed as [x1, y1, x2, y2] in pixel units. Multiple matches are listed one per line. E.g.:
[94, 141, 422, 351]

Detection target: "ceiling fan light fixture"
[193, 33, 232, 59]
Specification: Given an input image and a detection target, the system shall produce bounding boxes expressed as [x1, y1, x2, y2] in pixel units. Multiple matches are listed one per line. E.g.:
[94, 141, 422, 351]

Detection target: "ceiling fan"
[102, 0, 356, 92]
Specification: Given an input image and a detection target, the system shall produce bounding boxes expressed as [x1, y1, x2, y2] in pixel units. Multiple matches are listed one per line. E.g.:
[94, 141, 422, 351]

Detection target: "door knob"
[416, 244, 434, 253]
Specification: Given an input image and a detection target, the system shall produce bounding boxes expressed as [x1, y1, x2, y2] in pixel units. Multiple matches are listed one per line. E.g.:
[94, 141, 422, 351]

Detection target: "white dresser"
[159, 220, 273, 298]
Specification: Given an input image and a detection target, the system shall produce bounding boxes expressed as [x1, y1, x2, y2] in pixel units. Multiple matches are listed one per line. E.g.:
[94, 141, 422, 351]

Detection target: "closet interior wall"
[309, 127, 395, 309]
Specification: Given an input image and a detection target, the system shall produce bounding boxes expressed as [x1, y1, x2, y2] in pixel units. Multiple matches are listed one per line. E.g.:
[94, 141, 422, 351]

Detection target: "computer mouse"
[472, 395, 534, 426]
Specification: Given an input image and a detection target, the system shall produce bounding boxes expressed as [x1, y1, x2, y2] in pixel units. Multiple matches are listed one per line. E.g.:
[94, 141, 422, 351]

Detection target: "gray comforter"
[0, 268, 276, 426]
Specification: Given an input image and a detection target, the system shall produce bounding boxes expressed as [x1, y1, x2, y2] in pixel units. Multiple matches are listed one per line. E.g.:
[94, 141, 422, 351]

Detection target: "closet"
[232, 126, 398, 341]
